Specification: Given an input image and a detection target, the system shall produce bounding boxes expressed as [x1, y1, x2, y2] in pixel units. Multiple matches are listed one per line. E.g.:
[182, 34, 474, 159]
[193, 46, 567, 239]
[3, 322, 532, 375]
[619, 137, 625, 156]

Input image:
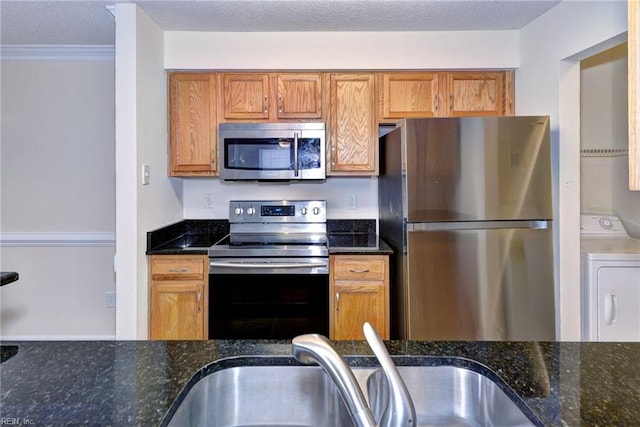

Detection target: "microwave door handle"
[294, 132, 299, 177]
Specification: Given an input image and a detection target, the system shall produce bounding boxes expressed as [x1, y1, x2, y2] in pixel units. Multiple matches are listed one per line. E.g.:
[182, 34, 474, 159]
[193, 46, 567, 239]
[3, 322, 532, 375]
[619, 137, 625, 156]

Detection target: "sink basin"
[164, 363, 374, 427]
[162, 357, 540, 427]
[367, 365, 540, 427]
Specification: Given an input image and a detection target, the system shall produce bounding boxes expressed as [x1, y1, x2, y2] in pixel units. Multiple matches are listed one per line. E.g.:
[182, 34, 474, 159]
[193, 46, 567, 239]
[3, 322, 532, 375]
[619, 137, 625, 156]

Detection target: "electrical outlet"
[203, 193, 214, 209]
[106, 292, 116, 308]
[347, 194, 357, 210]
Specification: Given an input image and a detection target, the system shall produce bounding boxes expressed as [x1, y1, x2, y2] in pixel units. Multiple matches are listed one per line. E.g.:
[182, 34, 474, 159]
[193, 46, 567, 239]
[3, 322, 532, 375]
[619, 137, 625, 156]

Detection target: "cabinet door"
[441, 72, 506, 117]
[150, 281, 205, 340]
[334, 283, 387, 340]
[169, 73, 217, 176]
[379, 72, 440, 121]
[276, 73, 323, 119]
[223, 73, 270, 119]
[328, 74, 378, 174]
[330, 255, 389, 339]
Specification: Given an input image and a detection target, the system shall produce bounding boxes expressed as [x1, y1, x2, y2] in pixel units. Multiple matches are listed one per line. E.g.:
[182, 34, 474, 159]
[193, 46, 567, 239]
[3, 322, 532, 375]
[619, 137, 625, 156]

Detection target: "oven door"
[209, 257, 329, 339]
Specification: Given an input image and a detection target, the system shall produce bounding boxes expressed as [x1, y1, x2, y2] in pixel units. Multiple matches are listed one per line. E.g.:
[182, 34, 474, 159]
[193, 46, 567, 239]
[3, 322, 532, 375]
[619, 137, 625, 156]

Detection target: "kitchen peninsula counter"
[0, 272, 19, 286]
[1, 340, 639, 426]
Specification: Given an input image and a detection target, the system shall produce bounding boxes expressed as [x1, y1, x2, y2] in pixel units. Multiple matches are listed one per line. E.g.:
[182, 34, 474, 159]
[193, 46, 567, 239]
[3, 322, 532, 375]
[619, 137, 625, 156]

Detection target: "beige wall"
[1, 61, 115, 231]
[167, 30, 520, 222]
[114, 4, 183, 339]
[581, 43, 640, 237]
[518, 0, 627, 341]
[0, 59, 116, 339]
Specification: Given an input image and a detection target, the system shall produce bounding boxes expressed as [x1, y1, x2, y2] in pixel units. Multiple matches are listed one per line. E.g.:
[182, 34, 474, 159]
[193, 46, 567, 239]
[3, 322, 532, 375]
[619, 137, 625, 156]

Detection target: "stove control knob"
[247, 207, 256, 216]
[301, 207, 308, 215]
[313, 207, 320, 215]
[234, 207, 244, 216]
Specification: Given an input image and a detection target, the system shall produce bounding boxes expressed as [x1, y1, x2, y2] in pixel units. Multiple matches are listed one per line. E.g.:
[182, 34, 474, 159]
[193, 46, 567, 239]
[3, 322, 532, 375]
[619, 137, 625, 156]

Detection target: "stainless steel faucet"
[292, 322, 416, 427]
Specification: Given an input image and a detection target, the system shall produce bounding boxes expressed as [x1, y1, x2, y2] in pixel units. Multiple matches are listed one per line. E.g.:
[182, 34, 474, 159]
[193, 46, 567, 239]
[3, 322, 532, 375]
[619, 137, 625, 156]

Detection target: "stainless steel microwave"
[218, 122, 326, 181]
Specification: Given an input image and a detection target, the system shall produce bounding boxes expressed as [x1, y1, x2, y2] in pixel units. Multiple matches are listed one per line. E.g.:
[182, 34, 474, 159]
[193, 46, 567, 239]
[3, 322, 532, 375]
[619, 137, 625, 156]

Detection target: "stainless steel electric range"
[208, 200, 329, 339]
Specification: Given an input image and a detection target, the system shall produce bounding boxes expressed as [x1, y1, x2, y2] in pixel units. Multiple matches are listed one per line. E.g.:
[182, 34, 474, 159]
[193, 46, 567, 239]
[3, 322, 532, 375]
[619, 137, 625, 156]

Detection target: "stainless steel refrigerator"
[379, 116, 555, 341]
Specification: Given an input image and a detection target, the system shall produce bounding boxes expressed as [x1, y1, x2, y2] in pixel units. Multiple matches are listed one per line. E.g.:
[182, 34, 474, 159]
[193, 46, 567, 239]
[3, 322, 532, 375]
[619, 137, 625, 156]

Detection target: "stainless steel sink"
[165, 364, 375, 427]
[163, 359, 540, 427]
[367, 365, 538, 427]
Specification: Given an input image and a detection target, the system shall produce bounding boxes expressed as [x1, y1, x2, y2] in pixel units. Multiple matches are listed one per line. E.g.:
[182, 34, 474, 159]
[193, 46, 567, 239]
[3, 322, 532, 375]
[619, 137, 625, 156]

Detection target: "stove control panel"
[229, 200, 326, 223]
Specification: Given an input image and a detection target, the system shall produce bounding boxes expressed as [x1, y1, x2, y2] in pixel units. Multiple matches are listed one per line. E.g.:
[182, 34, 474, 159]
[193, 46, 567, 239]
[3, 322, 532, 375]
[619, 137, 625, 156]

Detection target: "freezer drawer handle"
[604, 293, 618, 325]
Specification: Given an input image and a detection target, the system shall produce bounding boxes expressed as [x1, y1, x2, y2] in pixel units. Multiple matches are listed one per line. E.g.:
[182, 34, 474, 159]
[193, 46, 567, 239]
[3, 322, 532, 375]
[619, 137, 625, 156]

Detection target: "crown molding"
[0, 44, 115, 62]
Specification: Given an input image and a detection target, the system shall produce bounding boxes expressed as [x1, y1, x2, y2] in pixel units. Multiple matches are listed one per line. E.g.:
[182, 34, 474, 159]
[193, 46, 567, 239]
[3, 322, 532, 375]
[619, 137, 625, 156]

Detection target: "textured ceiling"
[0, 0, 562, 45]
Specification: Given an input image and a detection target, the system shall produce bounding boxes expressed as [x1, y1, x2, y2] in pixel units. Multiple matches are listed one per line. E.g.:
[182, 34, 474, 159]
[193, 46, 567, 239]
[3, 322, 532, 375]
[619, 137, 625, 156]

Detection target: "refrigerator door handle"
[407, 220, 550, 232]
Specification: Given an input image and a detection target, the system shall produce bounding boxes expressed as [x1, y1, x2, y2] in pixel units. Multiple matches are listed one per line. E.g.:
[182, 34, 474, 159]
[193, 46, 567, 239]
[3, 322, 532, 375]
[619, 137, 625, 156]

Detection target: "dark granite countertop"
[326, 233, 393, 255]
[0, 272, 19, 286]
[1, 340, 639, 426]
[147, 219, 393, 256]
[146, 219, 229, 255]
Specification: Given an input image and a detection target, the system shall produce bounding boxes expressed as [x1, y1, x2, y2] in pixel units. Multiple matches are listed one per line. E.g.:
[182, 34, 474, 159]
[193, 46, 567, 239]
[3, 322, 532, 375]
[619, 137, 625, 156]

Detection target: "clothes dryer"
[581, 215, 640, 341]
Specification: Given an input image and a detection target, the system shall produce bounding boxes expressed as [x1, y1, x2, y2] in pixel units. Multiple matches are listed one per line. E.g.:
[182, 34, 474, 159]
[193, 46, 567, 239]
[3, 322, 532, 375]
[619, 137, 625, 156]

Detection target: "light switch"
[347, 194, 357, 210]
[142, 164, 150, 185]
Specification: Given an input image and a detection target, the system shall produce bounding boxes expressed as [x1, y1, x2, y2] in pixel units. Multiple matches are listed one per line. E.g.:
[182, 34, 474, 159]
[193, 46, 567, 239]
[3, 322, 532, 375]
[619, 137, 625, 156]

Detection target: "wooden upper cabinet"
[441, 71, 512, 117]
[328, 73, 378, 175]
[276, 73, 323, 119]
[167, 70, 514, 178]
[378, 71, 514, 122]
[221, 72, 323, 121]
[223, 73, 270, 119]
[379, 72, 440, 122]
[168, 73, 217, 176]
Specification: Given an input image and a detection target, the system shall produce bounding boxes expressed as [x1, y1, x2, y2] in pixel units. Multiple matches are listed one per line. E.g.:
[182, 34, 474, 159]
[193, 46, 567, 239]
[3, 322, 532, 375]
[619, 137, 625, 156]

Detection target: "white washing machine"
[581, 215, 640, 341]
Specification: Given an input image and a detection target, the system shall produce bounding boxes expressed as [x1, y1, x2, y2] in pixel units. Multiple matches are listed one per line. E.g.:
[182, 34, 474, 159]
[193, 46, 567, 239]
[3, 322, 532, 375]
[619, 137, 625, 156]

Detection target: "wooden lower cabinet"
[330, 255, 389, 340]
[149, 255, 208, 340]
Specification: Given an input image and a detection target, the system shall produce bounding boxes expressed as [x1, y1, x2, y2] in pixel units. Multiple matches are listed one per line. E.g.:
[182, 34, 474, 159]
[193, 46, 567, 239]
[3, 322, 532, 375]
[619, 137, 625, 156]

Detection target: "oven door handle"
[209, 260, 327, 269]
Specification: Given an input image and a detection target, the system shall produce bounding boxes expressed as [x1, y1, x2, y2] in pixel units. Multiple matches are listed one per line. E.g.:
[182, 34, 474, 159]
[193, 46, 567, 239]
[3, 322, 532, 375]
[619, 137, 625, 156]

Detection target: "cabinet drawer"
[332, 256, 386, 281]
[150, 256, 206, 280]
